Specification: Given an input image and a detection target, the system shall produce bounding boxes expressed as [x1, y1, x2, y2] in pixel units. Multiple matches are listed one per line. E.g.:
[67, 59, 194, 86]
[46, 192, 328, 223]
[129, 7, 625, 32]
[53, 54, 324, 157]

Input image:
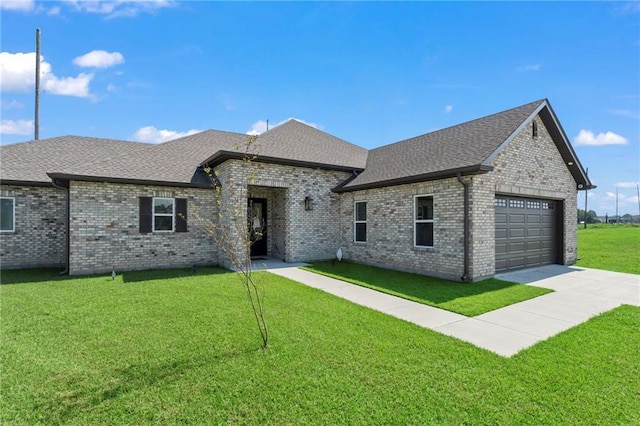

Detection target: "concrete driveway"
[269, 264, 639, 357]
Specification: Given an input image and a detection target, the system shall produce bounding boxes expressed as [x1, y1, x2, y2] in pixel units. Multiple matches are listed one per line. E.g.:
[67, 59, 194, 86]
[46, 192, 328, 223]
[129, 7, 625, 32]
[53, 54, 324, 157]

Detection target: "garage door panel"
[527, 214, 541, 223]
[495, 213, 508, 224]
[510, 214, 525, 223]
[542, 215, 555, 225]
[527, 241, 542, 250]
[508, 256, 526, 268]
[495, 196, 557, 272]
[527, 227, 541, 237]
[510, 228, 525, 238]
[509, 241, 525, 252]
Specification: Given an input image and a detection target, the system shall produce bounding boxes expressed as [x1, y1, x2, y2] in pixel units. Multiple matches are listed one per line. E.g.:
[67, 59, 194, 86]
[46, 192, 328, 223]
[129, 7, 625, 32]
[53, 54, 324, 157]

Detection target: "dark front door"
[248, 198, 268, 258]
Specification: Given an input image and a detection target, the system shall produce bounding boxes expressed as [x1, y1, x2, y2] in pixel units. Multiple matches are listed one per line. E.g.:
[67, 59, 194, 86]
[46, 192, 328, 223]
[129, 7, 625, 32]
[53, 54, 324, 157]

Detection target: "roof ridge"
[373, 99, 547, 151]
[1, 135, 153, 148]
[152, 128, 248, 147]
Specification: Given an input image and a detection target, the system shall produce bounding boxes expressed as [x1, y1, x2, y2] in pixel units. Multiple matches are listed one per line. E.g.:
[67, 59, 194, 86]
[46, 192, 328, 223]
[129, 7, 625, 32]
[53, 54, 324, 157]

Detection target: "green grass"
[576, 224, 640, 274]
[302, 261, 551, 316]
[3, 268, 637, 424]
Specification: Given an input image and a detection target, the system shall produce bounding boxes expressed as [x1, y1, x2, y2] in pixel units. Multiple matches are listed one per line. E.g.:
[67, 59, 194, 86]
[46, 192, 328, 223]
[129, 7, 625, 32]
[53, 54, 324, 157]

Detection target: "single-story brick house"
[0, 99, 593, 281]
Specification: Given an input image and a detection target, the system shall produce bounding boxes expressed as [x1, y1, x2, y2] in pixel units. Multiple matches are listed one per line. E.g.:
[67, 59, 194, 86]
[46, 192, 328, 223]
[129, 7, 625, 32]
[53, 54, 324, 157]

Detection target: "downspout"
[51, 179, 70, 275]
[456, 173, 470, 281]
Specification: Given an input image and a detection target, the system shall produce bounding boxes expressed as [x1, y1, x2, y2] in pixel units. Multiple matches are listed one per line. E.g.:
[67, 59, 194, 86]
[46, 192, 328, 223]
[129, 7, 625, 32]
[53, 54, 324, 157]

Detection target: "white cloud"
[517, 64, 542, 72]
[0, 0, 35, 11]
[608, 109, 640, 120]
[246, 117, 320, 135]
[73, 50, 124, 68]
[0, 52, 94, 98]
[0, 119, 33, 135]
[43, 72, 94, 97]
[1, 100, 24, 110]
[444, 105, 453, 114]
[613, 2, 640, 15]
[63, 0, 175, 19]
[106, 83, 116, 92]
[616, 181, 640, 189]
[573, 129, 628, 146]
[132, 126, 202, 144]
[47, 6, 61, 15]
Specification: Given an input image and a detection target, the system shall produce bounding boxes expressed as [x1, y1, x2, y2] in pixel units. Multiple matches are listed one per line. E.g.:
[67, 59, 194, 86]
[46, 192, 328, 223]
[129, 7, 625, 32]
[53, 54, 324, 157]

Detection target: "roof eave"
[202, 150, 366, 172]
[46, 173, 212, 189]
[481, 99, 594, 191]
[0, 179, 55, 187]
[538, 103, 595, 191]
[333, 165, 493, 193]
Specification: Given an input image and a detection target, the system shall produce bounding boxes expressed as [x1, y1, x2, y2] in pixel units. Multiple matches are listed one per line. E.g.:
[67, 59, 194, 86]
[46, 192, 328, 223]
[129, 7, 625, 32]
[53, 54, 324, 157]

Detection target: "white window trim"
[0, 196, 15, 233]
[354, 201, 367, 243]
[413, 194, 434, 248]
[152, 197, 175, 233]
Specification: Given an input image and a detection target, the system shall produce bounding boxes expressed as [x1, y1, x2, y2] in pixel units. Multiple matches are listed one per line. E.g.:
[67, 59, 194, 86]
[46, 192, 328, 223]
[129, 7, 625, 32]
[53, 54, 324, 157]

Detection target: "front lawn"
[576, 224, 640, 274]
[1, 268, 638, 424]
[302, 261, 551, 316]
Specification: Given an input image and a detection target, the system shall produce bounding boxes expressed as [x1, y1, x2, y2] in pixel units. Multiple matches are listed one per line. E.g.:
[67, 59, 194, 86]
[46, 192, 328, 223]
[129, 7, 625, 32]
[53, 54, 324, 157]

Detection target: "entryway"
[248, 198, 268, 258]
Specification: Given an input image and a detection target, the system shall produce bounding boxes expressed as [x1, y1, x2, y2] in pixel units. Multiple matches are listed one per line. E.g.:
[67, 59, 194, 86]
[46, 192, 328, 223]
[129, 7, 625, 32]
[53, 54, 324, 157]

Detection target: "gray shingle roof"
[247, 120, 368, 170]
[337, 99, 547, 191]
[0, 101, 592, 190]
[0, 136, 150, 184]
[0, 120, 367, 187]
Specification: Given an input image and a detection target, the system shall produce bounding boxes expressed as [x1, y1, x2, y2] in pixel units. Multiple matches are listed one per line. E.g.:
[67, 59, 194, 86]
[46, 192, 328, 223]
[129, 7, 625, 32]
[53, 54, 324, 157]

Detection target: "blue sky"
[1, 1, 639, 216]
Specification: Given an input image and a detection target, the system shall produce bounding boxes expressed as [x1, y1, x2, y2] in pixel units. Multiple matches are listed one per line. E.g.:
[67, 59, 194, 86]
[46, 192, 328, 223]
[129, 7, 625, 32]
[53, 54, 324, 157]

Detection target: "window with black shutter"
[176, 198, 187, 233]
[139, 197, 152, 233]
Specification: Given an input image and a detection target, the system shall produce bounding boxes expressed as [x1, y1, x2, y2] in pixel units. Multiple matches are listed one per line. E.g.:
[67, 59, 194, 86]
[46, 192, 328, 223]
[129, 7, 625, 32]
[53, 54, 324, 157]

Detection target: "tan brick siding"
[489, 115, 578, 266]
[214, 160, 351, 269]
[338, 115, 578, 281]
[68, 181, 217, 275]
[339, 178, 466, 281]
[0, 185, 67, 269]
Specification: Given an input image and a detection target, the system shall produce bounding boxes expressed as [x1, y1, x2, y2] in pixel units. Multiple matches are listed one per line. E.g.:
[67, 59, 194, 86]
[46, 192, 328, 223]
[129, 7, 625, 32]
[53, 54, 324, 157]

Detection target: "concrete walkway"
[268, 264, 639, 357]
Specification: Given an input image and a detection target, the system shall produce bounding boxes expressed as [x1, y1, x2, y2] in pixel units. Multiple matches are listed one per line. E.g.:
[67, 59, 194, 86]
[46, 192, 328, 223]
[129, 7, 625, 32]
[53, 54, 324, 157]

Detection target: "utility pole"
[616, 188, 619, 224]
[583, 167, 588, 229]
[34, 28, 41, 140]
[637, 184, 640, 223]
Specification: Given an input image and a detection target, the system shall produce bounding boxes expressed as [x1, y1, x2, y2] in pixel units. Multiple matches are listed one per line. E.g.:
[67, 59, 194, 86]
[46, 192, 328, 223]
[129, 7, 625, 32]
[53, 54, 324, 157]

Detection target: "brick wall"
[214, 160, 351, 268]
[489, 115, 578, 266]
[338, 114, 578, 281]
[0, 184, 67, 269]
[68, 181, 217, 275]
[339, 178, 467, 281]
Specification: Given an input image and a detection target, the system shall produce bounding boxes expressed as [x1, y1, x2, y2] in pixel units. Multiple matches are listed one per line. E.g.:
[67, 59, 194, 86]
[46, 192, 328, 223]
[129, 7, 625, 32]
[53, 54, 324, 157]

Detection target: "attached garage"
[495, 196, 561, 272]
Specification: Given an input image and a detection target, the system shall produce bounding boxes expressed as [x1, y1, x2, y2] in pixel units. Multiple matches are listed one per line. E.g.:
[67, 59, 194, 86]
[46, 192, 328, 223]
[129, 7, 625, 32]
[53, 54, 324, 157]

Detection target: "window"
[532, 121, 538, 138]
[139, 197, 187, 234]
[0, 197, 15, 232]
[414, 195, 433, 247]
[542, 201, 554, 210]
[153, 198, 174, 232]
[526, 200, 541, 209]
[494, 198, 507, 207]
[354, 201, 367, 242]
[509, 199, 525, 209]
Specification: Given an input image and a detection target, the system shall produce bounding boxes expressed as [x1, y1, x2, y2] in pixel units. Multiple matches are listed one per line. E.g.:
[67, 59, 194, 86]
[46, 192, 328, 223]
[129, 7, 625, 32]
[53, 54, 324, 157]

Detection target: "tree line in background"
[577, 209, 638, 224]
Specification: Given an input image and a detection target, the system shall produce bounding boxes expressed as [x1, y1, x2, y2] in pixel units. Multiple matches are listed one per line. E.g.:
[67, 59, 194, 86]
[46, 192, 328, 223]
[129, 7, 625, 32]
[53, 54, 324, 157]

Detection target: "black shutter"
[139, 197, 152, 233]
[176, 198, 187, 232]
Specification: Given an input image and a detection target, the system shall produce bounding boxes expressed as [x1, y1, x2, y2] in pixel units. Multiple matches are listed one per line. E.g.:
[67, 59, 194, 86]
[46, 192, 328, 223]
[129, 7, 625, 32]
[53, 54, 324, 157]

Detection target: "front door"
[248, 198, 268, 258]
